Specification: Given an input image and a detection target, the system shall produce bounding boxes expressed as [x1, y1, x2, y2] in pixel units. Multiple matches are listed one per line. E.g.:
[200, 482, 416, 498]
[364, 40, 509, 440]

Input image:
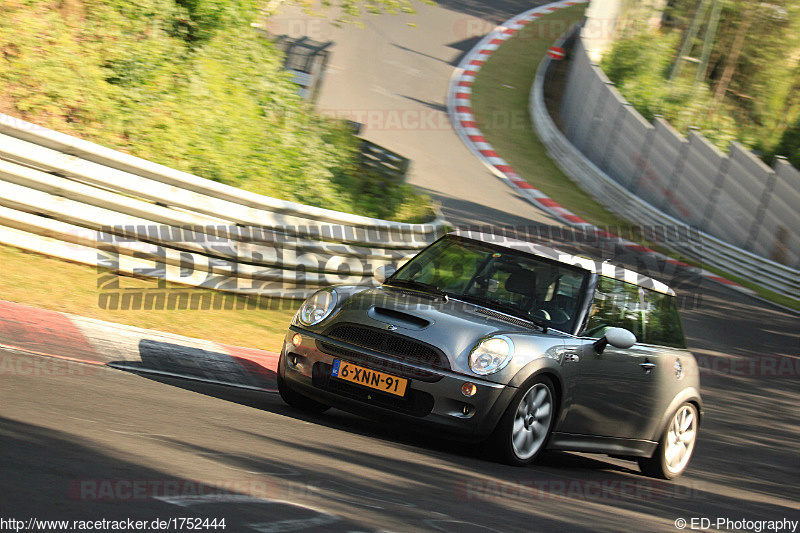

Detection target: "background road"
[1, 1, 798, 531]
[270, 0, 561, 228]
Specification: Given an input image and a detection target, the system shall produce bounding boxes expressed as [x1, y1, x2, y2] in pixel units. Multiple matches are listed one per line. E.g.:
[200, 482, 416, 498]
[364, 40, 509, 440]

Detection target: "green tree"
[604, 0, 800, 164]
[773, 121, 800, 168]
[0, 0, 433, 221]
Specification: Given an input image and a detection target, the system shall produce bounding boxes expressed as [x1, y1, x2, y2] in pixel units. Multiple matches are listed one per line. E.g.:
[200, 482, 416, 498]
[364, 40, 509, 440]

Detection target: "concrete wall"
[560, 39, 800, 269]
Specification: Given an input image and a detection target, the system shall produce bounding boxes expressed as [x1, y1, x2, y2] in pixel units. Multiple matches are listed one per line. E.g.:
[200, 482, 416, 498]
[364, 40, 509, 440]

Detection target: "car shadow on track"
[109, 355, 800, 529]
[107, 338, 278, 393]
[117, 368, 638, 479]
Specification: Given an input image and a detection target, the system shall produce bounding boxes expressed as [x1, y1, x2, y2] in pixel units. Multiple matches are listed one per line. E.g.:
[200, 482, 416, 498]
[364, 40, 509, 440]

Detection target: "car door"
[556, 275, 663, 440]
[557, 339, 661, 439]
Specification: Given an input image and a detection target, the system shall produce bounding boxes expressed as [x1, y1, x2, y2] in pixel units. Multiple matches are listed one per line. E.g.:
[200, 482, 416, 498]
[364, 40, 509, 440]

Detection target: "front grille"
[312, 362, 434, 417]
[323, 324, 450, 371]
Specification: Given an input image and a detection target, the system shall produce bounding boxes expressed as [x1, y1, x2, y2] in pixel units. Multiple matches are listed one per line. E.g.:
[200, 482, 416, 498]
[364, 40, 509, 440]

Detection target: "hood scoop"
[368, 306, 432, 330]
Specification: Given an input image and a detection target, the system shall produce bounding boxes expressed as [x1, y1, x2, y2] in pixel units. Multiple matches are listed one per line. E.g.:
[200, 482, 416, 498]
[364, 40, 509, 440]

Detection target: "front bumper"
[281, 326, 517, 439]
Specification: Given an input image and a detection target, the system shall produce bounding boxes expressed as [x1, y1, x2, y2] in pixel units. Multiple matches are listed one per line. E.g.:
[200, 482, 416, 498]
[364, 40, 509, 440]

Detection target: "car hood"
[323, 285, 565, 377]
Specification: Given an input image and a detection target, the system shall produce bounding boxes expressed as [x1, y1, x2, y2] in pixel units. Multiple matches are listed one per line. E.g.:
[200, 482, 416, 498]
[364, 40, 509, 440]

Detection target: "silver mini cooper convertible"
[278, 232, 702, 479]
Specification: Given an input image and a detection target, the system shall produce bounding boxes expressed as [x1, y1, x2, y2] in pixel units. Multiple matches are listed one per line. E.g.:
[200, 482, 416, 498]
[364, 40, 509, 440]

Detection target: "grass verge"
[0, 244, 300, 351]
[470, 5, 798, 312]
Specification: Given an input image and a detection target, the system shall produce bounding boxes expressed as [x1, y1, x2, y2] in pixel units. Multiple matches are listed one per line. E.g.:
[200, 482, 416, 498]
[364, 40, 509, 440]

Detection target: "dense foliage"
[0, 0, 432, 221]
[601, 0, 800, 167]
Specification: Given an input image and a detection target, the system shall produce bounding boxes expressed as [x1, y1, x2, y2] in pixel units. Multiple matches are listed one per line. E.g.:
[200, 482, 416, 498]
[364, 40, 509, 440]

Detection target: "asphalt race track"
[1, 1, 798, 532]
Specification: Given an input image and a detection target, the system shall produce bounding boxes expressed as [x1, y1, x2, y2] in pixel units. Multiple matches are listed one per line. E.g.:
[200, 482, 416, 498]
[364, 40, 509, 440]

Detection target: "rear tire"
[489, 375, 556, 466]
[639, 403, 698, 479]
[277, 351, 330, 414]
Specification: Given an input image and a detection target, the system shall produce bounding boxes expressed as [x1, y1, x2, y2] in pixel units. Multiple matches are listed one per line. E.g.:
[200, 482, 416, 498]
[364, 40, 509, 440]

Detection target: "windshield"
[388, 235, 590, 332]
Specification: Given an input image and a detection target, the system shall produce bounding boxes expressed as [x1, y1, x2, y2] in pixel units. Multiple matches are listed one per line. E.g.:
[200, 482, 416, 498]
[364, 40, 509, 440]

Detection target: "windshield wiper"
[384, 279, 450, 301]
[456, 294, 547, 330]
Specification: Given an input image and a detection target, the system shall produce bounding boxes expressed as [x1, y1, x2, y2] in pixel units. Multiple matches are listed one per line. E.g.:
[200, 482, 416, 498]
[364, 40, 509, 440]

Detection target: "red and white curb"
[0, 299, 280, 389]
[445, 0, 753, 295]
[446, 0, 590, 225]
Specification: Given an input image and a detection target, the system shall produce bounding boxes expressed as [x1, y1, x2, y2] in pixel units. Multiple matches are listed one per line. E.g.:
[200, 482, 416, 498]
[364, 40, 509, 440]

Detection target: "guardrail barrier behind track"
[0, 113, 446, 300]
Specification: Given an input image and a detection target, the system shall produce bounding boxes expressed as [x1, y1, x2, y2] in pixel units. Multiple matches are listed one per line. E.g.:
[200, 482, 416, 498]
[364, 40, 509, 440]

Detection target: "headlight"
[469, 335, 514, 375]
[298, 289, 338, 326]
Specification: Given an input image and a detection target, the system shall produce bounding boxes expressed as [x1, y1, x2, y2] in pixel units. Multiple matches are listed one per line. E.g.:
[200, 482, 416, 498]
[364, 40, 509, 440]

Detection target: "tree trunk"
[712, 5, 755, 104]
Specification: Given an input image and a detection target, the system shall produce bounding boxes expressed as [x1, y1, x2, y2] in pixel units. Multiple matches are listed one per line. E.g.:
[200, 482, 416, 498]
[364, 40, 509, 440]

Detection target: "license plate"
[331, 359, 408, 397]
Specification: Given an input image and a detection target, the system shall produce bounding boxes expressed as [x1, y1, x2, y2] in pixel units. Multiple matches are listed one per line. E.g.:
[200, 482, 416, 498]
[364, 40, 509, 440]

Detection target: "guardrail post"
[628, 117, 657, 196]
[587, 78, 611, 161]
[560, 40, 583, 141]
[744, 161, 779, 253]
[658, 130, 690, 213]
[699, 154, 731, 234]
[599, 101, 630, 174]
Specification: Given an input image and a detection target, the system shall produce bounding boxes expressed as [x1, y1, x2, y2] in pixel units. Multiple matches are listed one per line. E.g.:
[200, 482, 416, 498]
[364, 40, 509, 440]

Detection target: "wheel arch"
[649, 387, 703, 446]
[488, 359, 561, 465]
[507, 357, 564, 413]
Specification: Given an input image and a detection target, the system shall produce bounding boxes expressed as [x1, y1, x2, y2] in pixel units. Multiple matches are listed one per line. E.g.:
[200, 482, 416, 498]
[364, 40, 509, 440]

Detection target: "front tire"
[277, 351, 330, 414]
[490, 375, 556, 466]
[639, 403, 698, 479]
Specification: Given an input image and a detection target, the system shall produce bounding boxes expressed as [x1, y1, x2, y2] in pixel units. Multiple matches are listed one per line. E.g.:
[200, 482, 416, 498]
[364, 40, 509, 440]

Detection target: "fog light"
[462, 404, 472, 416]
[289, 354, 298, 366]
[291, 333, 302, 347]
[461, 382, 477, 397]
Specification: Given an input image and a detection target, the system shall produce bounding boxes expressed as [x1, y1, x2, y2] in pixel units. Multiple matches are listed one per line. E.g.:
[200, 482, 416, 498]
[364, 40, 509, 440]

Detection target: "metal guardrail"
[359, 140, 411, 185]
[272, 35, 331, 102]
[0, 113, 446, 299]
[529, 34, 799, 299]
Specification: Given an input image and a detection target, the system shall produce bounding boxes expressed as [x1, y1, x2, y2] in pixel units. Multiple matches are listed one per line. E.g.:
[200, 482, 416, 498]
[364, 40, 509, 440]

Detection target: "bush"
[601, 32, 676, 89]
[601, 31, 764, 158]
[771, 122, 800, 168]
[0, 0, 432, 222]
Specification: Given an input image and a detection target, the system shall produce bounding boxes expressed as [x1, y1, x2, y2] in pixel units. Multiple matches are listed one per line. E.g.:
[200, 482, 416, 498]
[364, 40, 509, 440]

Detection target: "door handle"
[640, 361, 656, 372]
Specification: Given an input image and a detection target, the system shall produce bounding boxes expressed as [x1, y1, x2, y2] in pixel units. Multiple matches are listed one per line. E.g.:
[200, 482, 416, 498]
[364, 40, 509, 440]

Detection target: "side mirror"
[374, 264, 396, 284]
[594, 327, 636, 354]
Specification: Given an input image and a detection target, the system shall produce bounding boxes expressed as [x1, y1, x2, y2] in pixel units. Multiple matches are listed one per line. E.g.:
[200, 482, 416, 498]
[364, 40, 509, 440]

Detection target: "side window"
[642, 289, 686, 348]
[585, 276, 686, 348]
[585, 276, 644, 339]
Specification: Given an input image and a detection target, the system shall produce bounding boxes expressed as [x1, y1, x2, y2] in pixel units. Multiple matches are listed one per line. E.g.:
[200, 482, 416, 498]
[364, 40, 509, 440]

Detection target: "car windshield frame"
[386, 235, 592, 334]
